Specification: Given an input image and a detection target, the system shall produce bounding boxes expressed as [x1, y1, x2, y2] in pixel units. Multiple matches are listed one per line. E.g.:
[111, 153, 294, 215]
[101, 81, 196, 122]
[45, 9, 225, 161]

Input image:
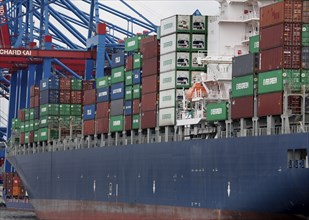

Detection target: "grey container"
[302, 47, 309, 69]
[232, 53, 259, 77]
[110, 99, 124, 116]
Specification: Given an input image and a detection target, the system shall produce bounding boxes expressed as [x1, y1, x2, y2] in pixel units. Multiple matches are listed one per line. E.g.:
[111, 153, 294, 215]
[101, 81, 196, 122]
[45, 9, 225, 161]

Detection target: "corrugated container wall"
[231, 96, 254, 120]
[257, 92, 283, 117]
[232, 53, 259, 77]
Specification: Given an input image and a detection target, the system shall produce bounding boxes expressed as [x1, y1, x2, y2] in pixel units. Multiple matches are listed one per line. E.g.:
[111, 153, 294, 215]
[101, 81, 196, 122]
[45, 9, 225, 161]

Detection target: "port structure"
[0, 0, 157, 139]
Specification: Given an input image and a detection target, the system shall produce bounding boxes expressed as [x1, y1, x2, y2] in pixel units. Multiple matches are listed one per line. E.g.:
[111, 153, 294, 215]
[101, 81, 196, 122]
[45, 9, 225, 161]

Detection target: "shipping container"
[111, 66, 125, 84]
[133, 99, 140, 115]
[260, 23, 301, 50]
[97, 87, 110, 103]
[71, 91, 83, 104]
[125, 86, 133, 100]
[206, 102, 228, 122]
[125, 71, 133, 85]
[303, 24, 309, 46]
[126, 55, 133, 71]
[40, 89, 60, 105]
[39, 127, 59, 141]
[12, 118, 21, 130]
[60, 78, 71, 90]
[60, 90, 71, 104]
[29, 131, 34, 143]
[142, 57, 159, 76]
[111, 52, 125, 68]
[40, 78, 59, 91]
[96, 76, 109, 89]
[231, 96, 254, 120]
[83, 104, 96, 120]
[260, 1, 302, 28]
[110, 99, 124, 116]
[24, 132, 29, 144]
[288, 96, 302, 115]
[191, 34, 206, 50]
[18, 109, 25, 122]
[141, 40, 160, 59]
[71, 79, 82, 90]
[132, 114, 140, 129]
[83, 119, 95, 135]
[159, 89, 176, 109]
[109, 115, 124, 132]
[257, 92, 283, 117]
[258, 70, 283, 94]
[304, 1, 309, 23]
[133, 54, 142, 69]
[160, 70, 191, 90]
[96, 102, 109, 119]
[20, 122, 25, 133]
[95, 118, 109, 134]
[24, 121, 30, 132]
[232, 75, 254, 98]
[132, 84, 141, 99]
[191, 52, 207, 69]
[20, 133, 25, 144]
[192, 15, 207, 32]
[249, 35, 259, 53]
[30, 96, 35, 108]
[82, 80, 95, 90]
[132, 69, 142, 84]
[30, 85, 40, 97]
[260, 46, 301, 72]
[34, 130, 39, 142]
[232, 53, 259, 77]
[125, 35, 145, 52]
[34, 95, 40, 107]
[39, 116, 59, 128]
[141, 35, 157, 49]
[83, 89, 96, 105]
[160, 52, 191, 73]
[110, 82, 125, 100]
[141, 110, 157, 129]
[40, 104, 59, 116]
[160, 15, 191, 37]
[160, 34, 177, 55]
[302, 46, 309, 69]
[142, 75, 158, 94]
[159, 107, 175, 126]
[124, 100, 132, 116]
[125, 116, 132, 131]
[59, 104, 71, 116]
[141, 93, 157, 112]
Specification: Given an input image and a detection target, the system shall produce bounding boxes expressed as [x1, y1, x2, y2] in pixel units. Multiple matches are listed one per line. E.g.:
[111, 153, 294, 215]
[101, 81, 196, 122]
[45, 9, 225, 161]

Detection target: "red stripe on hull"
[32, 199, 303, 220]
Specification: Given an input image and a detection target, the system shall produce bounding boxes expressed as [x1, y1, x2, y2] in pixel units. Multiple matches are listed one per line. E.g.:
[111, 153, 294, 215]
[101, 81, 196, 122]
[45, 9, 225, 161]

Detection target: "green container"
[29, 108, 34, 120]
[249, 35, 259, 53]
[60, 116, 71, 127]
[25, 132, 29, 144]
[109, 115, 124, 132]
[111, 66, 125, 84]
[302, 24, 309, 46]
[70, 104, 82, 116]
[40, 104, 59, 116]
[132, 84, 141, 99]
[24, 109, 30, 121]
[124, 35, 145, 52]
[206, 102, 228, 122]
[24, 121, 30, 132]
[133, 54, 142, 69]
[40, 116, 59, 128]
[284, 69, 301, 91]
[29, 120, 34, 131]
[232, 75, 254, 98]
[132, 114, 140, 129]
[71, 79, 82, 90]
[34, 130, 39, 142]
[59, 104, 71, 116]
[39, 127, 59, 141]
[125, 71, 133, 85]
[125, 86, 133, 100]
[12, 118, 21, 130]
[34, 120, 40, 131]
[258, 70, 283, 94]
[20, 122, 25, 133]
[301, 69, 309, 84]
[96, 76, 109, 89]
[71, 116, 82, 126]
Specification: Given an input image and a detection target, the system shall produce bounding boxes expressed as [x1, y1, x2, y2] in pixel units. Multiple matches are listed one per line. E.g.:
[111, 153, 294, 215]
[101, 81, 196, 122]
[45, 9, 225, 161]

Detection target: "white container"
[159, 89, 175, 109]
[160, 52, 176, 73]
[160, 34, 177, 55]
[192, 16, 206, 31]
[177, 33, 191, 50]
[160, 15, 177, 37]
[159, 107, 176, 126]
[176, 52, 190, 68]
[160, 71, 190, 90]
[191, 34, 206, 50]
[191, 52, 207, 68]
[177, 15, 191, 31]
[191, 71, 204, 84]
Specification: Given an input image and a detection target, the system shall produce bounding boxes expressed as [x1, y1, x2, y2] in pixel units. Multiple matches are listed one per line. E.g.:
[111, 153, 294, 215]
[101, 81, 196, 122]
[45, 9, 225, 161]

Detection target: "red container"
[18, 110, 25, 122]
[133, 99, 140, 115]
[259, 46, 301, 72]
[30, 86, 39, 97]
[260, 1, 302, 28]
[125, 115, 132, 131]
[60, 90, 71, 104]
[142, 57, 159, 76]
[141, 110, 157, 129]
[60, 78, 72, 90]
[288, 96, 301, 115]
[83, 119, 95, 135]
[13, 176, 21, 187]
[96, 102, 109, 119]
[20, 133, 25, 144]
[260, 23, 301, 50]
[83, 89, 96, 105]
[141, 93, 157, 112]
[29, 131, 34, 143]
[83, 80, 95, 91]
[95, 118, 109, 134]
[30, 97, 35, 108]
[141, 35, 157, 47]
[126, 55, 133, 71]
[257, 92, 283, 117]
[142, 75, 158, 94]
[231, 96, 254, 120]
[142, 41, 159, 59]
[34, 95, 40, 107]
[71, 91, 83, 104]
[303, 1, 309, 23]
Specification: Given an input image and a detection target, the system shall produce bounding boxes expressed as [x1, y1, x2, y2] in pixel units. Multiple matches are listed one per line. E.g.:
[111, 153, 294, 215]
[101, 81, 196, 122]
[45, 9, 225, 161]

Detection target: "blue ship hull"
[8, 133, 309, 219]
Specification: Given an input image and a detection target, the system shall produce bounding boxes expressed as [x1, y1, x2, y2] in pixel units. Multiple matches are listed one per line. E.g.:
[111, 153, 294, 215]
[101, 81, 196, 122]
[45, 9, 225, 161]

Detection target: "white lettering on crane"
[0, 49, 32, 56]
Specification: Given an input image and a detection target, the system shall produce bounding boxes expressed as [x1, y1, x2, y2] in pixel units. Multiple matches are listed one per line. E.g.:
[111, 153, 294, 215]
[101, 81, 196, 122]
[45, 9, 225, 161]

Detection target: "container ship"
[1, 0, 309, 219]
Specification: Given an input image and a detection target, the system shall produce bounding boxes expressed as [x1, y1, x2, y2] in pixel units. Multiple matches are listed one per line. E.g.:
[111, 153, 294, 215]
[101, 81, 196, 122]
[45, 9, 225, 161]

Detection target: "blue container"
[83, 104, 96, 120]
[40, 78, 60, 91]
[110, 82, 124, 100]
[97, 87, 109, 103]
[111, 52, 125, 68]
[124, 100, 132, 116]
[40, 89, 59, 105]
[133, 69, 141, 84]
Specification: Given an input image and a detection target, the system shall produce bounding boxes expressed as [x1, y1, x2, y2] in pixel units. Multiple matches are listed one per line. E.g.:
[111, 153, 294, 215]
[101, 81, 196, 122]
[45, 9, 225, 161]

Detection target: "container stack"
[3, 172, 26, 198]
[258, 1, 304, 117]
[159, 14, 208, 126]
[83, 80, 96, 135]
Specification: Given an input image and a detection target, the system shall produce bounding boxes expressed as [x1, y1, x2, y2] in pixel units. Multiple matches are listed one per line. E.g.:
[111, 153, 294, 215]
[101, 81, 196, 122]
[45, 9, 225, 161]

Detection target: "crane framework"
[0, 0, 158, 139]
